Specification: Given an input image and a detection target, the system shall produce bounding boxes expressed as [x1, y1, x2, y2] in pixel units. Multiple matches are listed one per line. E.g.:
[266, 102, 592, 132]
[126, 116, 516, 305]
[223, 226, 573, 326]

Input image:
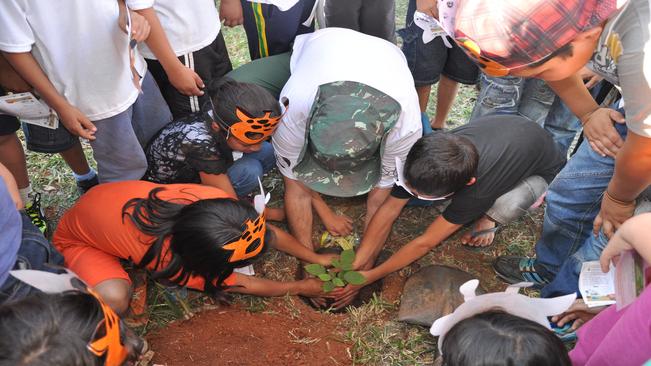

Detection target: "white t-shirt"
[273, 28, 422, 189]
[0, 0, 152, 121]
[139, 0, 221, 59]
[587, 0, 651, 137]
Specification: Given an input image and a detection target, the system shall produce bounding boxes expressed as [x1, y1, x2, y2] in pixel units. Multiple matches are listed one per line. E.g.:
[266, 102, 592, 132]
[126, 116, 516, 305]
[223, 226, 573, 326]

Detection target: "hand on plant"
[58, 104, 97, 140]
[551, 299, 607, 330]
[304, 249, 366, 310]
[317, 253, 339, 267]
[168, 64, 205, 96]
[323, 212, 353, 237]
[330, 282, 364, 310]
[219, 0, 244, 27]
[299, 278, 331, 298]
[581, 107, 625, 158]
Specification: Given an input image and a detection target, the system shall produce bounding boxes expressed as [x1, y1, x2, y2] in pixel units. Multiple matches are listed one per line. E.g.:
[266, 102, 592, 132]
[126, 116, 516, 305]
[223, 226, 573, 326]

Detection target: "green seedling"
[305, 249, 366, 293]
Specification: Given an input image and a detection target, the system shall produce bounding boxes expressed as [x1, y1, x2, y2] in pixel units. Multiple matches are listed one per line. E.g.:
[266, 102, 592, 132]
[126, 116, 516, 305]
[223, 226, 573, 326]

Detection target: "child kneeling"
[53, 181, 331, 315]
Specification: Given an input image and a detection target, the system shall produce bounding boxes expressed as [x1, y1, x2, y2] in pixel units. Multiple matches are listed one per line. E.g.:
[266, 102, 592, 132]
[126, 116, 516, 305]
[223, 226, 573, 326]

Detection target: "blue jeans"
[0, 213, 65, 304]
[536, 122, 627, 297]
[471, 74, 585, 157]
[227, 141, 276, 197]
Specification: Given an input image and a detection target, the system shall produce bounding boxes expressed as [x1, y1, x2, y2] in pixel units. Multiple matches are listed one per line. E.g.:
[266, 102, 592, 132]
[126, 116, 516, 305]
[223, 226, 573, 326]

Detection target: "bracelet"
[604, 190, 635, 206]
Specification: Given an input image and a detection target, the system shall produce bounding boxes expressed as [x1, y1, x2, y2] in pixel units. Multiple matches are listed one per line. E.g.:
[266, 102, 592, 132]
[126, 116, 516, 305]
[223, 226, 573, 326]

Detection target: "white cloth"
[0, 0, 152, 121]
[139, 0, 221, 59]
[273, 28, 422, 189]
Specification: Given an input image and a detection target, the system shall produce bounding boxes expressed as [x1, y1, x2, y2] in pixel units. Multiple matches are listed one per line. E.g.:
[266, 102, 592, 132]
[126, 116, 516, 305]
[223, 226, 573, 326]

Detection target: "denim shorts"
[21, 121, 78, 153]
[0, 213, 65, 304]
[0, 114, 20, 136]
[398, 0, 478, 86]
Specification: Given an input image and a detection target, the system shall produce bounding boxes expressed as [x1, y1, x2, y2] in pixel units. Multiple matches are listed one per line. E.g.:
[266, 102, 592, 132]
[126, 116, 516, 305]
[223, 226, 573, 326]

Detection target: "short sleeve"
[272, 99, 309, 180]
[125, 0, 155, 10]
[378, 122, 421, 188]
[442, 195, 495, 225]
[619, 47, 651, 137]
[0, 1, 35, 53]
[182, 137, 228, 175]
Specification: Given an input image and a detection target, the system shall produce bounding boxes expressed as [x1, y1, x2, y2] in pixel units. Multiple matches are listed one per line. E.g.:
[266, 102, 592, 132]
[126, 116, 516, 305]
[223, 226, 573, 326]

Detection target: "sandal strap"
[518, 258, 549, 285]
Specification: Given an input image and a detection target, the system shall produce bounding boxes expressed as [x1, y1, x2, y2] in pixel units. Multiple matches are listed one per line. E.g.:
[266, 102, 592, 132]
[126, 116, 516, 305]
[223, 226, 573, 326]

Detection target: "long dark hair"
[0, 292, 142, 366]
[441, 310, 571, 366]
[122, 188, 270, 294]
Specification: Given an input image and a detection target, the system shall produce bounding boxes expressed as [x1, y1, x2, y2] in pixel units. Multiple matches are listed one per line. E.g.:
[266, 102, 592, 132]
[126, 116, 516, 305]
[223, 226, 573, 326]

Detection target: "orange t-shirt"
[53, 181, 236, 289]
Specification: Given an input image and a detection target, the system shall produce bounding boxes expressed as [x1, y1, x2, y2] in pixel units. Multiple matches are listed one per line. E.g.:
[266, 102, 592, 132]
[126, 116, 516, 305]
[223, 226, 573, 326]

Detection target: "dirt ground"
[148, 299, 351, 366]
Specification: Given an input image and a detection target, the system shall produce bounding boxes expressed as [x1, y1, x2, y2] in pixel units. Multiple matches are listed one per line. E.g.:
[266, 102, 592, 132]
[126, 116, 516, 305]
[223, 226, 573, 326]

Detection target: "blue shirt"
[0, 179, 21, 286]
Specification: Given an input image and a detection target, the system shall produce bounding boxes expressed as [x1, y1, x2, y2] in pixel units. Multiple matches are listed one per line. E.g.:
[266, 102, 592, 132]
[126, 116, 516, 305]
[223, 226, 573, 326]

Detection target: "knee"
[94, 280, 131, 316]
[229, 160, 263, 196]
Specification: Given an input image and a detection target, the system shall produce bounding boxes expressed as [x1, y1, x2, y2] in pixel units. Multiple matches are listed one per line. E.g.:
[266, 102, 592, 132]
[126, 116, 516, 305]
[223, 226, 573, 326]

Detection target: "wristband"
[604, 190, 635, 207]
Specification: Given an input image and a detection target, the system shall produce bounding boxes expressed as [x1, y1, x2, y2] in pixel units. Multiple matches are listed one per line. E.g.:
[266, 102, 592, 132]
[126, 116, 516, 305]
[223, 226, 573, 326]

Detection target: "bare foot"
[265, 207, 285, 221]
[460, 215, 498, 247]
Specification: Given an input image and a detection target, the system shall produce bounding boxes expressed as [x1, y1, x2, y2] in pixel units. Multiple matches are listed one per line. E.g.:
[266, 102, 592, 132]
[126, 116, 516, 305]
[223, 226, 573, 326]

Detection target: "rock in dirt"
[398, 265, 485, 326]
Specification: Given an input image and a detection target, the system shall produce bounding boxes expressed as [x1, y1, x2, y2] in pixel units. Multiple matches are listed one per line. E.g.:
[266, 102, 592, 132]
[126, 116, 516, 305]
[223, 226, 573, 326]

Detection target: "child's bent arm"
[2, 52, 97, 140]
[227, 273, 324, 297]
[199, 171, 237, 198]
[133, 8, 204, 96]
[0, 162, 22, 209]
[364, 216, 461, 284]
[268, 225, 332, 266]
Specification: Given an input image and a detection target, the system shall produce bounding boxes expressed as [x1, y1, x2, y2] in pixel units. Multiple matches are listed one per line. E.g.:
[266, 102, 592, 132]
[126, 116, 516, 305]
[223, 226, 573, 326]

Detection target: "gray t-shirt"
[588, 0, 651, 137]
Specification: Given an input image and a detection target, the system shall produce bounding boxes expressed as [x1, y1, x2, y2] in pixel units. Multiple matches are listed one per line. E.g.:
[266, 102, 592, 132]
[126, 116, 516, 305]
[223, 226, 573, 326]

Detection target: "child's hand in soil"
[551, 299, 607, 330]
[316, 253, 339, 267]
[299, 278, 331, 298]
[330, 279, 366, 310]
[322, 212, 353, 237]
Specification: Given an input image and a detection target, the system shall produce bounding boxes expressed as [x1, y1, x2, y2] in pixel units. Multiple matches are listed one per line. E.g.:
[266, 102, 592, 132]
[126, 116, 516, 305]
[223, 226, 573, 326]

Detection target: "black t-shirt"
[143, 113, 234, 184]
[391, 115, 565, 225]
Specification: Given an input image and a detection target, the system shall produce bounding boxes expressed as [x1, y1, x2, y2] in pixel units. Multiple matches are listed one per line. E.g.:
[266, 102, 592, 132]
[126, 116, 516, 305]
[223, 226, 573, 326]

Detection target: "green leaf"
[337, 271, 346, 279]
[340, 249, 355, 265]
[339, 262, 353, 271]
[333, 278, 345, 287]
[318, 273, 332, 281]
[331, 259, 342, 268]
[343, 271, 366, 285]
[323, 281, 335, 293]
[305, 264, 326, 276]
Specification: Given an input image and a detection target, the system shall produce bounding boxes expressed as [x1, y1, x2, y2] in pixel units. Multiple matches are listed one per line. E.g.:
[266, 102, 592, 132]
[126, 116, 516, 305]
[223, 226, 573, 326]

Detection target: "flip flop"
[470, 225, 500, 239]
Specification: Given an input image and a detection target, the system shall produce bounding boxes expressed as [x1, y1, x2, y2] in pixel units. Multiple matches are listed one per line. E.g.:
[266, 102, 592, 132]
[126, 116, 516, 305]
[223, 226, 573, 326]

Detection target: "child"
[142, 0, 233, 119]
[0, 55, 98, 199]
[331, 115, 564, 308]
[0, 1, 204, 183]
[430, 279, 575, 366]
[220, 0, 317, 60]
[440, 311, 571, 366]
[53, 180, 332, 314]
[0, 291, 143, 366]
[324, 0, 396, 43]
[0, 162, 64, 304]
[400, 0, 478, 130]
[143, 78, 282, 200]
[563, 213, 651, 365]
